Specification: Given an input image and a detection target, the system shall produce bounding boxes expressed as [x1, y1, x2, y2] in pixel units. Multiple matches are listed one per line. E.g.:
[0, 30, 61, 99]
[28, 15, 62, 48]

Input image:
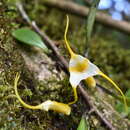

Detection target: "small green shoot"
[77, 116, 89, 130]
[12, 27, 48, 52]
[116, 89, 130, 115]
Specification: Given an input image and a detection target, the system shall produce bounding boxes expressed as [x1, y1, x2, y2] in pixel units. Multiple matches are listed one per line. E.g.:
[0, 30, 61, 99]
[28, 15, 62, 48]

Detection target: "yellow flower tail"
[64, 15, 75, 57]
[99, 71, 128, 112]
[14, 73, 41, 110]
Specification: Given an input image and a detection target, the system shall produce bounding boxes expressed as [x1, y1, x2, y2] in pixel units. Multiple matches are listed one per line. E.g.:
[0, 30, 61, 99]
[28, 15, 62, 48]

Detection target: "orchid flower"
[64, 15, 127, 111]
[14, 73, 71, 115]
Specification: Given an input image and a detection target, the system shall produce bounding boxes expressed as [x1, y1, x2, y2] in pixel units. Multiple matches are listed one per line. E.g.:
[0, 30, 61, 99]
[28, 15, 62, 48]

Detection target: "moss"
[0, 1, 43, 129]
[89, 37, 130, 91]
[0, 2, 85, 129]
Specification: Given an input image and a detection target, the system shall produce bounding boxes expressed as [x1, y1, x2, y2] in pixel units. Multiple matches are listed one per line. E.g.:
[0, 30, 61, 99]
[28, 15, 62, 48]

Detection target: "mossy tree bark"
[0, 0, 130, 129]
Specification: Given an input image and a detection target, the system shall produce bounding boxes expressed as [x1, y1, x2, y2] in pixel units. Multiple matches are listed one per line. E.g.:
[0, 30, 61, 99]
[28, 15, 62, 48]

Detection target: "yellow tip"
[14, 73, 41, 110]
[85, 77, 96, 88]
[68, 87, 78, 105]
[99, 71, 128, 112]
[48, 101, 71, 115]
[64, 15, 75, 57]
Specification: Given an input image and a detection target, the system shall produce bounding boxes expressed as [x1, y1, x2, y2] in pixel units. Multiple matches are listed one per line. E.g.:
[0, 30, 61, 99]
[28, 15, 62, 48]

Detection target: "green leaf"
[116, 102, 125, 113]
[125, 89, 130, 97]
[115, 89, 130, 115]
[12, 27, 48, 52]
[86, 0, 100, 42]
[115, 101, 130, 115]
[77, 116, 89, 130]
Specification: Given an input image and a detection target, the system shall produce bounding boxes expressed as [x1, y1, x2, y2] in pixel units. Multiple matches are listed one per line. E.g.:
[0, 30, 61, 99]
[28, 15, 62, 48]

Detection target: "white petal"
[69, 55, 87, 68]
[69, 72, 83, 87]
[86, 60, 100, 76]
[40, 100, 53, 111]
[69, 55, 100, 87]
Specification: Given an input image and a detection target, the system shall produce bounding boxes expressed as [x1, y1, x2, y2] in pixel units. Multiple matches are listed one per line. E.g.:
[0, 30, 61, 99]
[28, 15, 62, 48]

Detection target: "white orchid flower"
[64, 15, 127, 112]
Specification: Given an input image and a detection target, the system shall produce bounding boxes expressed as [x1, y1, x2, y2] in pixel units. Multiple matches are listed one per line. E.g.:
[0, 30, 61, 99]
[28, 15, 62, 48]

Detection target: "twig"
[43, 0, 130, 35]
[79, 86, 115, 130]
[16, 2, 115, 130]
[16, 2, 68, 72]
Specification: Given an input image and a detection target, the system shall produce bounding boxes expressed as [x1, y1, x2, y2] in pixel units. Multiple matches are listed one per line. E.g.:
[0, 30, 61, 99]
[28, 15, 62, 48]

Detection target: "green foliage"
[126, 89, 130, 97]
[77, 116, 89, 130]
[116, 89, 130, 115]
[12, 28, 48, 52]
[86, 0, 100, 42]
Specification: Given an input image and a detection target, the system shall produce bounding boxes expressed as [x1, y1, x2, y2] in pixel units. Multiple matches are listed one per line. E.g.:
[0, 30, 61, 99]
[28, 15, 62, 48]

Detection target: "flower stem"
[68, 87, 78, 105]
